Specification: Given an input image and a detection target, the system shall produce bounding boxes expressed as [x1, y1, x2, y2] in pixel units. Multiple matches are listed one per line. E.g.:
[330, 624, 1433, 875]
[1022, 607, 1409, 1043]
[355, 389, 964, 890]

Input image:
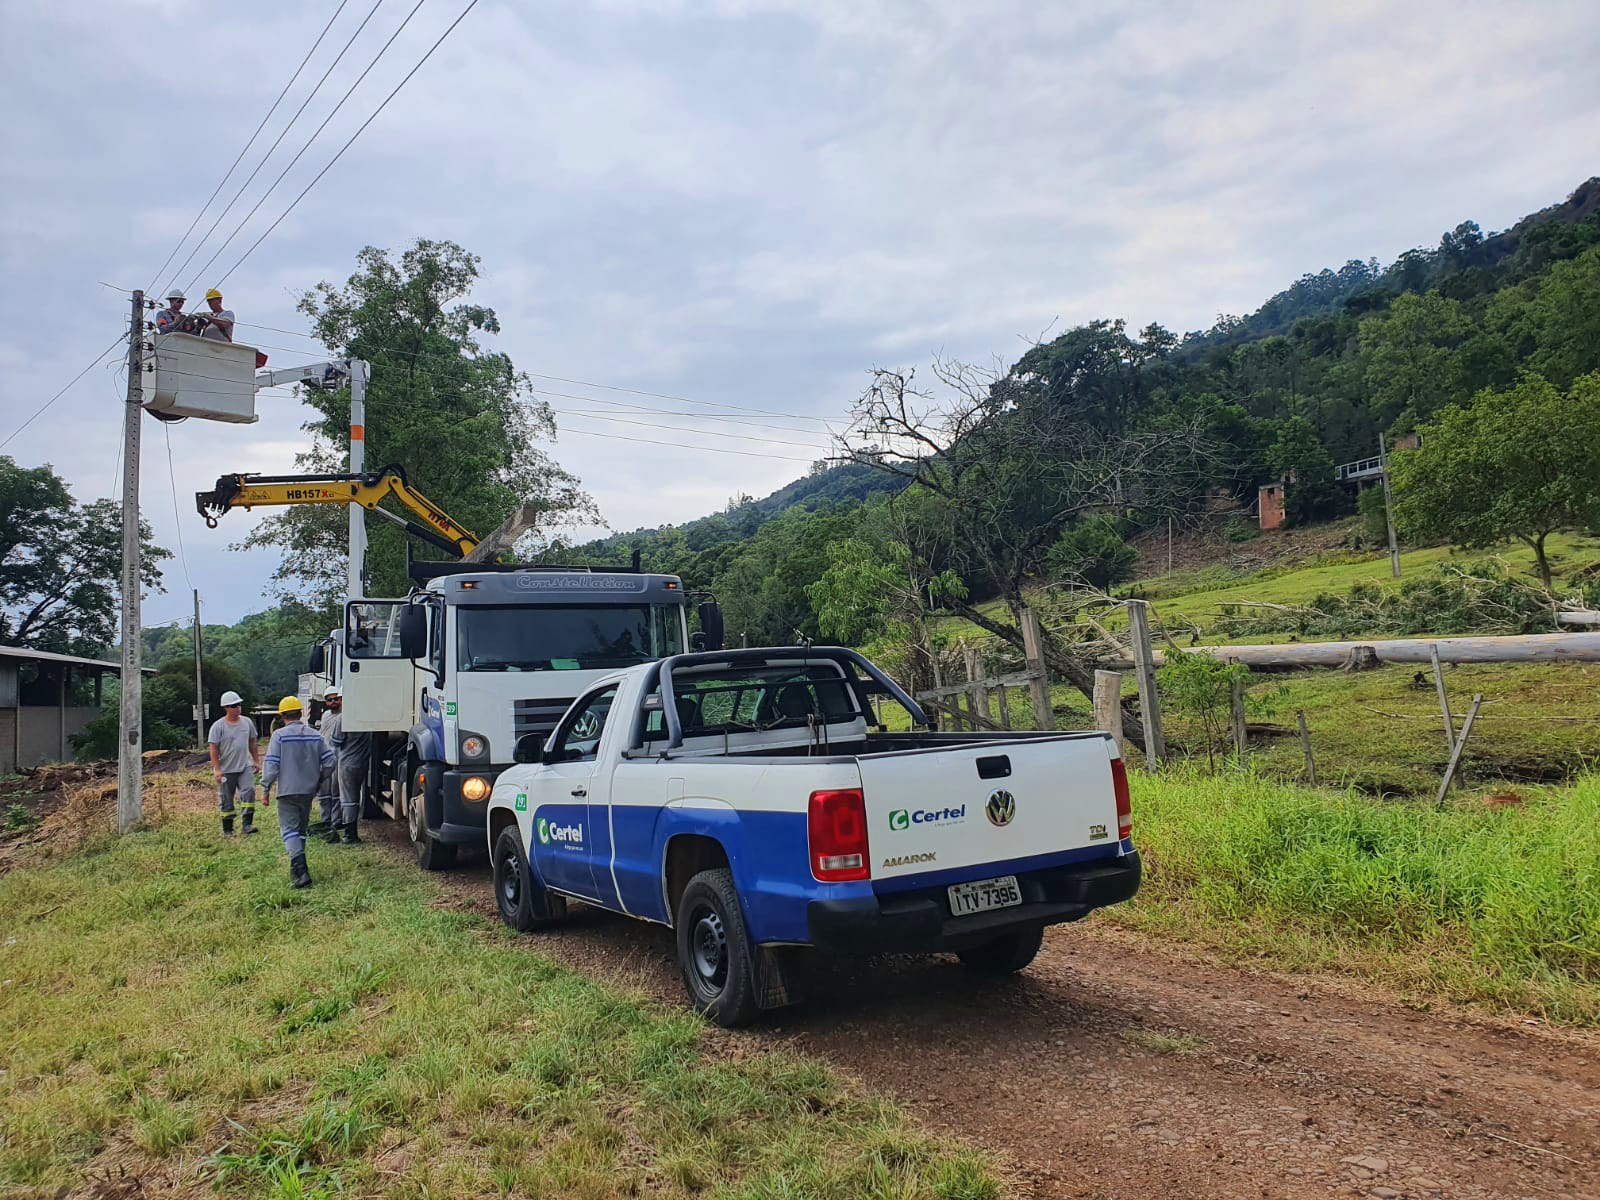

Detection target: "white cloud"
[1, 0, 1596, 627]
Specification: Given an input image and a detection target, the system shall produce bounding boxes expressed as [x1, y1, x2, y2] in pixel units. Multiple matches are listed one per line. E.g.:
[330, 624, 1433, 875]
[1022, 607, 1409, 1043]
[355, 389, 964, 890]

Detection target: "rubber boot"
[241, 808, 257, 836]
[340, 821, 361, 845]
[289, 853, 312, 889]
[221, 815, 235, 838]
[324, 820, 344, 844]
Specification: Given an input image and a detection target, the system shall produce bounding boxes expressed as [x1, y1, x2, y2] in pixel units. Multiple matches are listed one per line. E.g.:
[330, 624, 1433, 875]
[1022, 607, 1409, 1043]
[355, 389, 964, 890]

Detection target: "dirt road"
[372, 824, 1599, 1199]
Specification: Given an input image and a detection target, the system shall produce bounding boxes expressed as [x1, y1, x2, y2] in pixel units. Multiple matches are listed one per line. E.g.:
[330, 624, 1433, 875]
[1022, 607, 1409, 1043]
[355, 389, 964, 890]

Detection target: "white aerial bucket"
[147, 331, 259, 423]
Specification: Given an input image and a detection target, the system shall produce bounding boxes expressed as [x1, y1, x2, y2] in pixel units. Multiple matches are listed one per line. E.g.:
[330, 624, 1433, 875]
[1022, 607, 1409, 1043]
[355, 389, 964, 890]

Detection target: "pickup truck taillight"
[1111, 757, 1132, 841]
[808, 788, 870, 882]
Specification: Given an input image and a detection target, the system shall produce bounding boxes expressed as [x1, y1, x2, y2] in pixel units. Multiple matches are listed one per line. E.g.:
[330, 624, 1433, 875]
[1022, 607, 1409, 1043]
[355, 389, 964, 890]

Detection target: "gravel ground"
[370, 820, 1600, 1200]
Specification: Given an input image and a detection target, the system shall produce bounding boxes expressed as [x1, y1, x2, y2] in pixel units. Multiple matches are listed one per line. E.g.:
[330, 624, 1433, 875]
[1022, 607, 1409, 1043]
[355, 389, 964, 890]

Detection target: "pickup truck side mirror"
[513, 733, 544, 764]
[398, 604, 428, 659]
[697, 601, 725, 652]
[307, 642, 326, 673]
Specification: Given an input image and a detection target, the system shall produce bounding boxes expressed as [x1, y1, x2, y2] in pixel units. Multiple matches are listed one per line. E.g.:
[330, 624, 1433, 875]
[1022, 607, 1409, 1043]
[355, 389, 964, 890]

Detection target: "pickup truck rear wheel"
[493, 826, 566, 931]
[675, 868, 761, 1027]
[956, 925, 1044, 975]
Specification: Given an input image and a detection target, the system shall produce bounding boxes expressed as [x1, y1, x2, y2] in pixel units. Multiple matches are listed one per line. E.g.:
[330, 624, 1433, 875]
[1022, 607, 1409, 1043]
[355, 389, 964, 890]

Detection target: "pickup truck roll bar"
[652, 646, 928, 750]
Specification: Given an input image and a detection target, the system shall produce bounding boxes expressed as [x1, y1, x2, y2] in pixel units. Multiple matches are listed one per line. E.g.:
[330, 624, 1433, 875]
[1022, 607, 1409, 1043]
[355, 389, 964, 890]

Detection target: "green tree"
[242, 240, 598, 603]
[1358, 291, 1473, 429]
[1390, 372, 1600, 588]
[1, 457, 169, 655]
[1265, 418, 1346, 525]
[1045, 516, 1138, 590]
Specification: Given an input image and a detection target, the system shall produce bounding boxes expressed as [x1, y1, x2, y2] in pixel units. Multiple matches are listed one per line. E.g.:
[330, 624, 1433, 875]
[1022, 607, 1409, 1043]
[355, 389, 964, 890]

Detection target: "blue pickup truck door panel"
[527, 761, 599, 901]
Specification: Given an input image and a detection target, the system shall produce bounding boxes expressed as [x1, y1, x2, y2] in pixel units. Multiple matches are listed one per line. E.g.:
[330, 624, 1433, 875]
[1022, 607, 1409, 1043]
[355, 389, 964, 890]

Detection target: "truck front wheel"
[956, 926, 1044, 975]
[675, 868, 761, 1027]
[493, 826, 567, 931]
[404, 764, 455, 871]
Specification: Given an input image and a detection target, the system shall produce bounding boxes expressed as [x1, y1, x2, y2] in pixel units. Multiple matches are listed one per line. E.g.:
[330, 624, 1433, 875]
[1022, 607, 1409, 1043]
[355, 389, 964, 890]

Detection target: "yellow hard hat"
[205, 288, 223, 301]
[277, 695, 303, 716]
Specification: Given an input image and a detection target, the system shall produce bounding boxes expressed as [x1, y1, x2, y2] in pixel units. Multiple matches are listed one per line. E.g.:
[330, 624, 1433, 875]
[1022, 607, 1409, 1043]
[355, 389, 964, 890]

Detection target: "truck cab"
[332, 566, 713, 869]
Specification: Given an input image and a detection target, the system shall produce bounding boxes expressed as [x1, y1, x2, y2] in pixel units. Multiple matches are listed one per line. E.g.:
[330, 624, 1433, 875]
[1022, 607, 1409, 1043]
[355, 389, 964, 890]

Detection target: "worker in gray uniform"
[314, 688, 343, 832]
[260, 696, 335, 889]
[334, 720, 372, 844]
[207, 690, 261, 836]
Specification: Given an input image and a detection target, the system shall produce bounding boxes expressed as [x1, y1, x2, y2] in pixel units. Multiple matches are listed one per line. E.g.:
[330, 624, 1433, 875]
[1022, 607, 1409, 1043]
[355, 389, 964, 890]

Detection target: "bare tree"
[840, 357, 1215, 744]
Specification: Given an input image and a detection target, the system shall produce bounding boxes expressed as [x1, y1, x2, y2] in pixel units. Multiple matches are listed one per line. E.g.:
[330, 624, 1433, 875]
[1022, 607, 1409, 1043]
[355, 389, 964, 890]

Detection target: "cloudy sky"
[2, 0, 1597, 627]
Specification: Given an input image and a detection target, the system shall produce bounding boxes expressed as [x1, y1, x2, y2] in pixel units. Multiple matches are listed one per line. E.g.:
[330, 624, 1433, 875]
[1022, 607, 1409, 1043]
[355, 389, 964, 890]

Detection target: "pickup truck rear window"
[641, 664, 864, 742]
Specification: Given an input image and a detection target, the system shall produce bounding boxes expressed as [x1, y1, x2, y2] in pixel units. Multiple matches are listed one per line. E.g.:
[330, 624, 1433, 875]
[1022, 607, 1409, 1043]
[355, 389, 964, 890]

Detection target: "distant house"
[0, 646, 152, 774]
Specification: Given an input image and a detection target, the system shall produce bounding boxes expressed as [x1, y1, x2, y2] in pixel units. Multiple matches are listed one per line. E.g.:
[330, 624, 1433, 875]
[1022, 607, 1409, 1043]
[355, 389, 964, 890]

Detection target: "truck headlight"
[460, 776, 491, 802]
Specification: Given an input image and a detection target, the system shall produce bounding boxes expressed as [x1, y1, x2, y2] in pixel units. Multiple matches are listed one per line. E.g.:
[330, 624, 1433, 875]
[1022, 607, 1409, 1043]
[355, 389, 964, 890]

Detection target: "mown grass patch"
[1115, 768, 1600, 1024]
[0, 790, 997, 1198]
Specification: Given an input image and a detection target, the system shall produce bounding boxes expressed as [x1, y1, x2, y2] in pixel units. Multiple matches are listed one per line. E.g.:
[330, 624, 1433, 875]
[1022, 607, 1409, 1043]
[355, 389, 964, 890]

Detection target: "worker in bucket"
[155, 288, 186, 333]
[260, 696, 335, 889]
[208, 690, 262, 837]
[314, 688, 343, 833]
[199, 288, 235, 341]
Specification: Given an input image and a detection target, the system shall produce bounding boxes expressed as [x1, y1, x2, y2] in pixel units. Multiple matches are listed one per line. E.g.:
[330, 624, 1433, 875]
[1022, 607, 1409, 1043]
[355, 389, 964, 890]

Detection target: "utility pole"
[1379, 432, 1400, 578]
[117, 291, 146, 834]
[192, 589, 205, 748]
[348, 360, 370, 601]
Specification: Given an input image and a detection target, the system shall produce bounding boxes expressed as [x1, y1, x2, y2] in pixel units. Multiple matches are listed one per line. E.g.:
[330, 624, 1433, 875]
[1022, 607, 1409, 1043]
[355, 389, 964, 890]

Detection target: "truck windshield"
[456, 604, 684, 672]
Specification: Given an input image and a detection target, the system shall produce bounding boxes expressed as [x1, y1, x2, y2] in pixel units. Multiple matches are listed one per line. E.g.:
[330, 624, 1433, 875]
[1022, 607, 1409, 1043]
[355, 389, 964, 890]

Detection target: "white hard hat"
[219, 690, 243, 707]
[166, 287, 186, 301]
[324, 686, 341, 699]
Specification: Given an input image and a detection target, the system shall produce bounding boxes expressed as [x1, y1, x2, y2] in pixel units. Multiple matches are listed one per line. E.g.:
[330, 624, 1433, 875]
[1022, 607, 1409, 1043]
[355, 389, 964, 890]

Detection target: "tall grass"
[1120, 769, 1600, 1022]
[0, 786, 996, 1197]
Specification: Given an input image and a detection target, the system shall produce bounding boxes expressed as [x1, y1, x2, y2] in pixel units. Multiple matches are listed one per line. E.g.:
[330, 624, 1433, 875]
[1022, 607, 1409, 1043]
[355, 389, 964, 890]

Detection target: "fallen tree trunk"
[1557, 610, 1600, 627]
[1110, 632, 1600, 670]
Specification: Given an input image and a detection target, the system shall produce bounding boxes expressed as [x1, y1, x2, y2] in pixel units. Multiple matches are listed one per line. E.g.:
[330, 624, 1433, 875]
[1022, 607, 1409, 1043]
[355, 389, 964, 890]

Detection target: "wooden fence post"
[964, 645, 989, 730]
[1126, 600, 1165, 769]
[993, 683, 1011, 730]
[1430, 643, 1456, 754]
[1435, 693, 1483, 804]
[1295, 709, 1316, 785]
[1229, 670, 1247, 764]
[1093, 670, 1124, 756]
[1019, 608, 1056, 732]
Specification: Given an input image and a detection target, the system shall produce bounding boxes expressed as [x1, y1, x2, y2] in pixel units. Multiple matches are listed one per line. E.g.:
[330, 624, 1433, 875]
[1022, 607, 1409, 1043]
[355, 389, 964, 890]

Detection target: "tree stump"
[1341, 644, 1381, 672]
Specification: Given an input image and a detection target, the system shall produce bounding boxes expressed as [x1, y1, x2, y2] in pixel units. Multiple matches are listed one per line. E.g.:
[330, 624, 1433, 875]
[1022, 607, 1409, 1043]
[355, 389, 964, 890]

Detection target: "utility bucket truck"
[315, 563, 724, 870]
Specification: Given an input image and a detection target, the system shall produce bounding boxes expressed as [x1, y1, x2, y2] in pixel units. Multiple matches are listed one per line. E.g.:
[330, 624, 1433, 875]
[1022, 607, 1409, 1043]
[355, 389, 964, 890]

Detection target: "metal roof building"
[0, 646, 153, 775]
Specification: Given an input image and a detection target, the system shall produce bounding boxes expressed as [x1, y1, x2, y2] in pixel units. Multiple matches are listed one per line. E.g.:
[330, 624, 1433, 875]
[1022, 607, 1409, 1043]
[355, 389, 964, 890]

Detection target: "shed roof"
[0, 644, 156, 674]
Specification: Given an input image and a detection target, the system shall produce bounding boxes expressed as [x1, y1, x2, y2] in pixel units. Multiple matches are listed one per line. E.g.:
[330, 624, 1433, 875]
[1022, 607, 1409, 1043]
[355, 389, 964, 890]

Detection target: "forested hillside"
[568, 177, 1600, 651]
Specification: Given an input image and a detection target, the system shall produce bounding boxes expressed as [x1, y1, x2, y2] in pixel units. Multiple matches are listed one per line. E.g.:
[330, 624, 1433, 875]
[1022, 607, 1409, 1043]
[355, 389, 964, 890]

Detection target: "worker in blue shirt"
[260, 695, 335, 889]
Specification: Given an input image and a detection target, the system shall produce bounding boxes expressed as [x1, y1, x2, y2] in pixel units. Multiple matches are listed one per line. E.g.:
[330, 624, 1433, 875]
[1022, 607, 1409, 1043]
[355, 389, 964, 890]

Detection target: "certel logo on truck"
[888, 805, 967, 831]
[537, 816, 584, 846]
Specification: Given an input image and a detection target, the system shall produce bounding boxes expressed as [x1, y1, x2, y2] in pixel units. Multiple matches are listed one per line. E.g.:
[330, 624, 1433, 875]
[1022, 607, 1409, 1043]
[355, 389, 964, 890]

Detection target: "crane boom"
[196, 465, 480, 559]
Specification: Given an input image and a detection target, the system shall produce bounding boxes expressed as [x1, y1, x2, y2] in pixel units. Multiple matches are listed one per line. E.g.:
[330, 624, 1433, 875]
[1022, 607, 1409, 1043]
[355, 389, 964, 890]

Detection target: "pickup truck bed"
[487, 647, 1139, 1025]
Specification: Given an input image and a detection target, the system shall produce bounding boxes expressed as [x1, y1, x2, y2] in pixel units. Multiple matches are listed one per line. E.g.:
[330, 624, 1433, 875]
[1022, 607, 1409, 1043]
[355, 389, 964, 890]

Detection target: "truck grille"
[513, 697, 575, 740]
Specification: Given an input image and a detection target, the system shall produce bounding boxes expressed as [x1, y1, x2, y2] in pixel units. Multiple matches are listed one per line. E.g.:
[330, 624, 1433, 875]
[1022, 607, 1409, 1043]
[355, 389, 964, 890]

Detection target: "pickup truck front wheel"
[493, 826, 567, 932]
[956, 925, 1044, 975]
[675, 868, 761, 1027]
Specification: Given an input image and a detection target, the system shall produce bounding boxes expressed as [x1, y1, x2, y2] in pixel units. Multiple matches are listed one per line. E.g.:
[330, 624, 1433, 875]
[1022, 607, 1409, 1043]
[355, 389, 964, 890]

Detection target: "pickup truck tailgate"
[858, 736, 1122, 884]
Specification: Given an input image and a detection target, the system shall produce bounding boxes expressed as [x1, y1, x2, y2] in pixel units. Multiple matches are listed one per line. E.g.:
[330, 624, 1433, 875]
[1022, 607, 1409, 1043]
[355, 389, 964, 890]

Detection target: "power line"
[2, 335, 127, 451]
[213, 0, 484, 289]
[552, 424, 824, 463]
[165, 0, 390, 295]
[526, 370, 843, 426]
[162, 422, 194, 592]
[546, 406, 835, 451]
[144, 0, 356, 297]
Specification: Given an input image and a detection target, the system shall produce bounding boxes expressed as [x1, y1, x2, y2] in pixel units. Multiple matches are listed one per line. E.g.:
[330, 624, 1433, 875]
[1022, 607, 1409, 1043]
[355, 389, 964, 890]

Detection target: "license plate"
[948, 875, 1022, 917]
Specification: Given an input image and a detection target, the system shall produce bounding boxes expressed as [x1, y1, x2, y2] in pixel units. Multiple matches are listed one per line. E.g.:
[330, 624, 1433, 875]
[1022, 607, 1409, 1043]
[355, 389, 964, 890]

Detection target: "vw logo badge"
[985, 788, 1016, 827]
[571, 711, 601, 740]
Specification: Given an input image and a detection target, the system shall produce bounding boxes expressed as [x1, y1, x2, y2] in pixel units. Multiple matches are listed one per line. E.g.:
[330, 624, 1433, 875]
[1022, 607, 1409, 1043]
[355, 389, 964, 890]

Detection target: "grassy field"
[0, 777, 996, 1199]
[1116, 769, 1600, 1025]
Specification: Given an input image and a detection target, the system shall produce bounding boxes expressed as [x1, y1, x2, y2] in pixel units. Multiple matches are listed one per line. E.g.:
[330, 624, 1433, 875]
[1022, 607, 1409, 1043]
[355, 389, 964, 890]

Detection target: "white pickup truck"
[485, 646, 1140, 1025]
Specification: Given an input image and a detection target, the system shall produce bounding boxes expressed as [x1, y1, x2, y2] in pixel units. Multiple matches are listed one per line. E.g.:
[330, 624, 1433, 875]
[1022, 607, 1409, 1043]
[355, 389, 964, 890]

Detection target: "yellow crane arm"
[196, 466, 479, 558]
